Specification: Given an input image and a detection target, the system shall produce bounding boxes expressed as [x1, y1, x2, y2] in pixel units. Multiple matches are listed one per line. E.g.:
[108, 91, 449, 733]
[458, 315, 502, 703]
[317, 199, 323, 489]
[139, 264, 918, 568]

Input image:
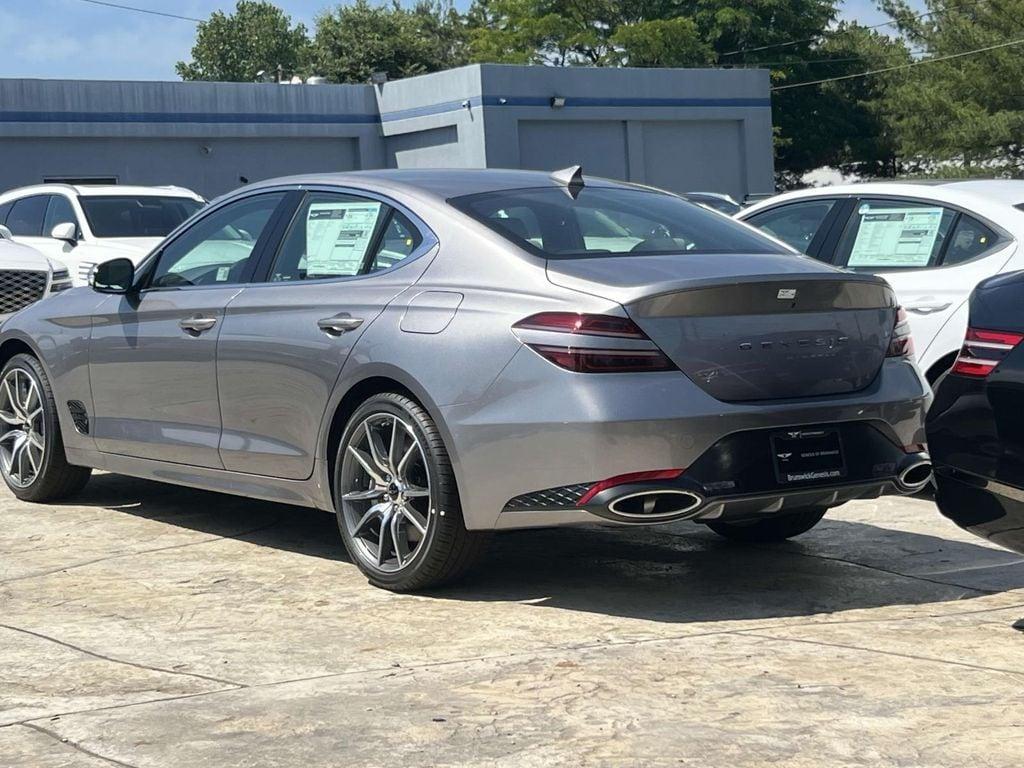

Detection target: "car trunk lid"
[547, 253, 897, 402]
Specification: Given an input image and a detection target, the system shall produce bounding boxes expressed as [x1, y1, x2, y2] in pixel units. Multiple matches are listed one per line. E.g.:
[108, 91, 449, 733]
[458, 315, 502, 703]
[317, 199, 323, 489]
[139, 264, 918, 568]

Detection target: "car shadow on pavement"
[58, 472, 1024, 624]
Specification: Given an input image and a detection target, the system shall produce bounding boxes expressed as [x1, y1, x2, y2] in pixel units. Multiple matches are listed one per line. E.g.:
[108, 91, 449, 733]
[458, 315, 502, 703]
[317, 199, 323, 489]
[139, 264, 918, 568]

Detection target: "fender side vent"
[67, 400, 89, 434]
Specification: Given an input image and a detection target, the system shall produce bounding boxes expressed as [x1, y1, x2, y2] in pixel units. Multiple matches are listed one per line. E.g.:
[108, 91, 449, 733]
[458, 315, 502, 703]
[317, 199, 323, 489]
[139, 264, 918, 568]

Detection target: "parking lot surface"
[2, 472, 1023, 767]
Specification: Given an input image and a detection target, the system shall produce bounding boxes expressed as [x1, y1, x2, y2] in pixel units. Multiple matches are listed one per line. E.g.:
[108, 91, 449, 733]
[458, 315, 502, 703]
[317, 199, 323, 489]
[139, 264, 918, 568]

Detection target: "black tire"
[333, 392, 488, 591]
[0, 353, 91, 502]
[706, 505, 827, 543]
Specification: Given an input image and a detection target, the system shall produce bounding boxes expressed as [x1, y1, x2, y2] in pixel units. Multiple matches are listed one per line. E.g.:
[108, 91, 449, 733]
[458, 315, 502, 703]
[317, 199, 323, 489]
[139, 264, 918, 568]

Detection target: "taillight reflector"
[951, 327, 1024, 378]
[528, 345, 675, 373]
[577, 469, 685, 506]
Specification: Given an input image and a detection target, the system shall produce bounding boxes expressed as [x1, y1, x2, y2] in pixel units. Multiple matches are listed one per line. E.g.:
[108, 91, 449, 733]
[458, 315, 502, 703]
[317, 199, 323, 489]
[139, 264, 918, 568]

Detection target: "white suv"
[0, 184, 205, 286]
[0, 225, 73, 323]
[739, 180, 1024, 383]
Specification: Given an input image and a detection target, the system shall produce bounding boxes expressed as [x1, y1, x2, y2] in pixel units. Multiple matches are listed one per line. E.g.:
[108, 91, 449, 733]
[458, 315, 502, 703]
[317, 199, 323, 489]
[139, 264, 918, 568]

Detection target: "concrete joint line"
[19, 722, 140, 768]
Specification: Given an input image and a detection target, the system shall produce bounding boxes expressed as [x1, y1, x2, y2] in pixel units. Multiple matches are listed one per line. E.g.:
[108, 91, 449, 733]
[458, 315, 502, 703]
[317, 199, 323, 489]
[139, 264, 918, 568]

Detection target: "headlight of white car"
[47, 260, 73, 292]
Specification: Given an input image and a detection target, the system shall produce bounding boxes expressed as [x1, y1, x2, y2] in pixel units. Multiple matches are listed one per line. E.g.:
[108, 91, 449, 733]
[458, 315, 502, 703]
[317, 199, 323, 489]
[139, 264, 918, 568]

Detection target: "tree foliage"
[880, 0, 1024, 176]
[176, 0, 309, 82]
[310, 0, 468, 84]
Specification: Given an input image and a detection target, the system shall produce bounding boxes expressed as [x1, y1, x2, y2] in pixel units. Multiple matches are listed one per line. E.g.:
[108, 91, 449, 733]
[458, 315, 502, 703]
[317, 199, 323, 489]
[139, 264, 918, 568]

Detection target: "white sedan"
[738, 180, 1024, 383]
[0, 184, 204, 286]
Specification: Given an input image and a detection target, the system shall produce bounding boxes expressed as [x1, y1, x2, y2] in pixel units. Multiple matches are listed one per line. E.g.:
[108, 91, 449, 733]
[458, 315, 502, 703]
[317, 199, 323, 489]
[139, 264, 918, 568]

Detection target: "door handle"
[179, 315, 218, 334]
[317, 314, 364, 336]
[905, 302, 951, 315]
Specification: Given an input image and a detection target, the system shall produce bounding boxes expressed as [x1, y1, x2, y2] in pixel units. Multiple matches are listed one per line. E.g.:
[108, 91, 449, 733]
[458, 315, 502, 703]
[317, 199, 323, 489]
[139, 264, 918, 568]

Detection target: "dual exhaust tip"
[593, 456, 933, 523]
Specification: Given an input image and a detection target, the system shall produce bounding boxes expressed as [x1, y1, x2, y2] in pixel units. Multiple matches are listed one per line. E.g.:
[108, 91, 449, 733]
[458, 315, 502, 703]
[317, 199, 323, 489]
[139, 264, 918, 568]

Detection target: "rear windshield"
[450, 186, 787, 258]
[79, 196, 204, 238]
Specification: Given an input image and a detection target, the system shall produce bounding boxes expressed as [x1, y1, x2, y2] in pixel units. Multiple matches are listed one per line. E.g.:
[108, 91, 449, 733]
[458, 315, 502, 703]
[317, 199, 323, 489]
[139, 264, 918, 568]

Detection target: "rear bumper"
[443, 350, 930, 530]
[935, 467, 1024, 556]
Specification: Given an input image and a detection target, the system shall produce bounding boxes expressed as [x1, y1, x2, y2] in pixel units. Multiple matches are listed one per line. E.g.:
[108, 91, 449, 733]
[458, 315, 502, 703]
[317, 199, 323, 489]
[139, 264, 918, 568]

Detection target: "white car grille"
[0, 270, 47, 314]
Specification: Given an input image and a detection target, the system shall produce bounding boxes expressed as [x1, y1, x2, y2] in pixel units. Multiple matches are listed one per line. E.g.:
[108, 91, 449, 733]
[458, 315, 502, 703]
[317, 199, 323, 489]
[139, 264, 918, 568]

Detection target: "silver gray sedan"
[0, 169, 932, 590]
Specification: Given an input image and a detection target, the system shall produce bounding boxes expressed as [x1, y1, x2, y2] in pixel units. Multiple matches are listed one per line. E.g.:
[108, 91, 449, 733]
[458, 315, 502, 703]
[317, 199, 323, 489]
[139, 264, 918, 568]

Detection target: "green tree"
[310, 0, 468, 83]
[880, 0, 1024, 176]
[767, 22, 911, 184]
[176, 0, 310, 82]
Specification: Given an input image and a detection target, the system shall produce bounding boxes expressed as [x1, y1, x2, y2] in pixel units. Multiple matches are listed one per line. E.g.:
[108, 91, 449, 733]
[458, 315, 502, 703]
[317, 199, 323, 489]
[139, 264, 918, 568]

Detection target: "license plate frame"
[771, 428, 847, 485]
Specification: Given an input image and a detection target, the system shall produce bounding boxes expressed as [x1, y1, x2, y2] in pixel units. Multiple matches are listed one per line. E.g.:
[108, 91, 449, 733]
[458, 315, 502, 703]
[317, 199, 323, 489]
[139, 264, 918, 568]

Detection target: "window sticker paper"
[305, 201, 382, 275]
[848, 206, 944, 268]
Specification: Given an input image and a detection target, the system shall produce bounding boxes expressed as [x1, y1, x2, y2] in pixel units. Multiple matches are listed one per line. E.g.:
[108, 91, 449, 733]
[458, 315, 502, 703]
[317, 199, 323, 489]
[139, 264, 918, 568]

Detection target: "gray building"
[0, 64, 773, 200]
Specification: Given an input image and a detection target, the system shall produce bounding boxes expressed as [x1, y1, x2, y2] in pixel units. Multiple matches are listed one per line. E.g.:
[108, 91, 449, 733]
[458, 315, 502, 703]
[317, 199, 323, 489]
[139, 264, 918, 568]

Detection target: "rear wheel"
[706, 506, 827, 543]
[334, 392, 487, 591]
[0, 354, 91, 501]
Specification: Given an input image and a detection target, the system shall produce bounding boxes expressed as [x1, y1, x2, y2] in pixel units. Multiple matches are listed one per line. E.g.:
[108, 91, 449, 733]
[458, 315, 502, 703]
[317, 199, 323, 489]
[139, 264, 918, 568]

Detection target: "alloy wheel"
[339, 412, 432, 572]
[0, 368, 45, 488]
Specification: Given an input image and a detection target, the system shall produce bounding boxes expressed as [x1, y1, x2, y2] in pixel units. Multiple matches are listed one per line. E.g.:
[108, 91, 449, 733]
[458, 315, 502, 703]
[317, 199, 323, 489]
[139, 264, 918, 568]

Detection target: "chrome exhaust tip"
[607, 489, 705, 521]
[896, 459, 933, 493]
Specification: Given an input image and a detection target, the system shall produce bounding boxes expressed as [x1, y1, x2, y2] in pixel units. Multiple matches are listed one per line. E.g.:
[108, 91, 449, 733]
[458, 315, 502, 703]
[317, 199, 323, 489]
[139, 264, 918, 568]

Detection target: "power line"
[70, 0, 204, 23]
[721, 0, 985, 58]
[772, 34, 1024, 91]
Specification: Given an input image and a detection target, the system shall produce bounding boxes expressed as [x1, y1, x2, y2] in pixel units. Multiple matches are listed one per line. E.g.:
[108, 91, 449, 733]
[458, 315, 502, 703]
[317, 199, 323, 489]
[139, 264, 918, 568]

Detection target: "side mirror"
[0, 224, 11, 240]
[50, 222, 78, 244]
[91, 258, 135, 294]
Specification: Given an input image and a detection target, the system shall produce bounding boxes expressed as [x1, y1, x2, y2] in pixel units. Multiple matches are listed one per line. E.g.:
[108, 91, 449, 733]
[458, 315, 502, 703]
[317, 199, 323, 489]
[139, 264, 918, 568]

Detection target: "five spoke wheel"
[339, 413, 432, 572]
[0, 368, 45, 488]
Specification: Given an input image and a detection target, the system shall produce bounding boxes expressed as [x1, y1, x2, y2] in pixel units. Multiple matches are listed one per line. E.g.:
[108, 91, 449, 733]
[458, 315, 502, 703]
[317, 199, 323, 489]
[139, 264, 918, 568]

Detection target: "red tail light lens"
[577, 469, 685, 506]
[529, 345, 675, 373]
[951, 327, 1024, 378]
[886, 306, 915, 358]
[514, 312, 676, 373]
[513, 312, 647, 338]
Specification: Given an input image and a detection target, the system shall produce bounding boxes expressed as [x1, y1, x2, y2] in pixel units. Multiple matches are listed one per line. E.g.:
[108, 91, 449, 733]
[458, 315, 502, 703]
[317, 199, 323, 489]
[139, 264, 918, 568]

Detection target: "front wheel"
[333, 392, 487, 591]
[706, 506, 827, 543]
[0, 353, 91, 501]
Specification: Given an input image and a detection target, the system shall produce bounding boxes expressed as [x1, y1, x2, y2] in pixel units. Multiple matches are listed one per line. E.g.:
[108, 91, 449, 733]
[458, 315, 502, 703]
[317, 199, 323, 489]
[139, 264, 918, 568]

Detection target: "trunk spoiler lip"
[625, 275, 897, 319]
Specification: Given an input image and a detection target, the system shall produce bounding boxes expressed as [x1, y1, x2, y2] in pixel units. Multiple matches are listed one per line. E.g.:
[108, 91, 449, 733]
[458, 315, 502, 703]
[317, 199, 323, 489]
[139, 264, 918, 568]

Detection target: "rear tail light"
[513, 312, 647, 338]
[577, 468, 685, 506]
[886, 306, 915, 358]
[513, 312, 676, 373]
[951, 327, 1024, 378]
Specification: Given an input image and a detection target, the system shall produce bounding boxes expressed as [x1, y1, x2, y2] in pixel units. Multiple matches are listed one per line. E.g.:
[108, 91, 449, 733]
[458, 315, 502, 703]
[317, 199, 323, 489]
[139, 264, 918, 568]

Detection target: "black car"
[928, 270, 1024, 555]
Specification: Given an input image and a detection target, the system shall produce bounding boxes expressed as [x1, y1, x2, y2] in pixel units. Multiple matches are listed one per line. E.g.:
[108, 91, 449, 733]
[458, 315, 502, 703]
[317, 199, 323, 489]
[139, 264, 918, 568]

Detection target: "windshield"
[79, 196, 204, 238]
[450, 186, 785, 258]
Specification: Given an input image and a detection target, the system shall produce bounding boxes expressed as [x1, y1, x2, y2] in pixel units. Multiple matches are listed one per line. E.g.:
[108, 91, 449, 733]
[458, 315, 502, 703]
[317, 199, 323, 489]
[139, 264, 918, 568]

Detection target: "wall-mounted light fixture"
[550, 96, 566, 108]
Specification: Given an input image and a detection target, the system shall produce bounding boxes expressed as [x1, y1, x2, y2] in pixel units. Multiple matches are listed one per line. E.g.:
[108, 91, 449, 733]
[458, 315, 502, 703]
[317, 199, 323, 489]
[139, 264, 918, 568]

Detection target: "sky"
[0, 0, 921, 81]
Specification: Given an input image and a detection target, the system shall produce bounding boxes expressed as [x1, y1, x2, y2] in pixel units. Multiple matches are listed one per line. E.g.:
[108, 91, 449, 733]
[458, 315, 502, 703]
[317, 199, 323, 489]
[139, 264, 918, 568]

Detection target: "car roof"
[741, 179, 1024, 218]
[236, 168, 643, 204]
[0, 183, 203, 200]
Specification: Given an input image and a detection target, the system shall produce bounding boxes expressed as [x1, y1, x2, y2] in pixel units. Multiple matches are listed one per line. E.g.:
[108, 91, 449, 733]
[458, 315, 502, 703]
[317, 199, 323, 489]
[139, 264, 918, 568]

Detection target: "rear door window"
[270, 192, 389, 282]
[837, 199, 957, 270]
[6, 195, 49, 236]
[744, 200, 837, 255]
